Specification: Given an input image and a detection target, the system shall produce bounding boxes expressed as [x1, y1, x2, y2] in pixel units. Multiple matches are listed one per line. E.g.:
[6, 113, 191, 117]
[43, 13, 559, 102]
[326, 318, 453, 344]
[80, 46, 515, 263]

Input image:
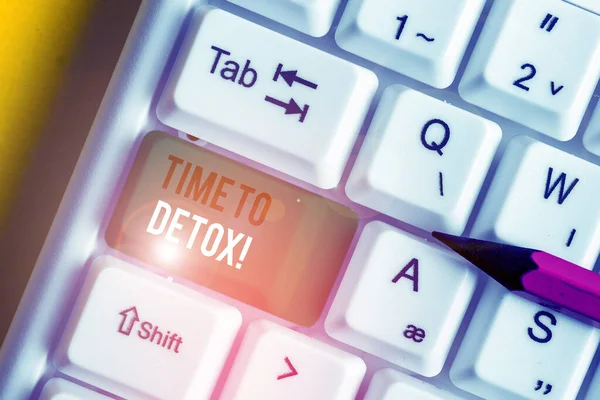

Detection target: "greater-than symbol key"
[277, 356, 299, 380]
[221, 320, 366, 398]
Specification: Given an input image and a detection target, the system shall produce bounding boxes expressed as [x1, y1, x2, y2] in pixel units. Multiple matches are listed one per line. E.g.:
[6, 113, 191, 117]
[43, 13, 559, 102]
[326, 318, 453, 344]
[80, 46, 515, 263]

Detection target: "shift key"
[107, 132, 358, 326]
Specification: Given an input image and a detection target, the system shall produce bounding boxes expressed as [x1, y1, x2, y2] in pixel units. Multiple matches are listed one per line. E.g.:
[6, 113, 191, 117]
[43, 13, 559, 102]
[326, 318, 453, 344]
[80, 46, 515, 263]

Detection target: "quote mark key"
[540, 13, 559, 32]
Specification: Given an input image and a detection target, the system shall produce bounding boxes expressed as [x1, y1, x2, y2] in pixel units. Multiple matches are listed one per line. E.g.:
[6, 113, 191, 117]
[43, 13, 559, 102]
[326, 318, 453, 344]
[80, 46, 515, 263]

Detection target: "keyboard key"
[364, 369, 462, 400]
[39, 378, 110, 400]
[227, 0, 341, 37]
[346, 85, 501, 234]
[54, 256, 242, 400]
[157, 7, 377, 189]
[325, 221, 476, 377]
[221, 319, 365, 400]
[450, 281, 599, 400]
[459, 0, 600, 140]
[583, 102, 600, 156]
[106, 132, 358, 326]
[336, 0, 485, 88]
[472, 135, 600, 269]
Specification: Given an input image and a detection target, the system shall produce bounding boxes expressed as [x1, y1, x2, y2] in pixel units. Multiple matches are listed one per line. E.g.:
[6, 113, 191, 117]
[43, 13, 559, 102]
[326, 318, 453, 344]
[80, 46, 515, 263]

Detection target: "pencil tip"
[431, 231, 459, 246]
[431, 231, 474, 254]
[430, 232, 536, 291]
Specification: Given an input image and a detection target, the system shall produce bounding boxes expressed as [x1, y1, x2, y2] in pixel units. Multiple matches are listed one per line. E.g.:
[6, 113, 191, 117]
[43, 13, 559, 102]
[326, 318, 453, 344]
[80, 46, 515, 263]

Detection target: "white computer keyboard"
[4, 0, 600, 399]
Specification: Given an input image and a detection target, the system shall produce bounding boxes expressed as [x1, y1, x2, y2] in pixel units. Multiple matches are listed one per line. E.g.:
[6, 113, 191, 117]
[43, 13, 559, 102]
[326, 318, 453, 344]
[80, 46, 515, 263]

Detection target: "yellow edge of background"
[0, 0, 96, 224]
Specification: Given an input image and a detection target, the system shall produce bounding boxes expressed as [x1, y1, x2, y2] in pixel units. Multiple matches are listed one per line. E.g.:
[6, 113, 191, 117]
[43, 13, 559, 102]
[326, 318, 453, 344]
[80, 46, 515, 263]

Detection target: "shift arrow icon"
[277, 357, 299, 380]
[118, 306, 140, 336]
[264, 96, 309, 123]
[274, 63, 318, 90]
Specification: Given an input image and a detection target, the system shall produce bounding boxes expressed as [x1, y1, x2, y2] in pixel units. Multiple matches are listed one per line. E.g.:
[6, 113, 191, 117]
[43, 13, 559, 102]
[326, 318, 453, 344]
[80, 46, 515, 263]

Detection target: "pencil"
[432, 232, 600, 324]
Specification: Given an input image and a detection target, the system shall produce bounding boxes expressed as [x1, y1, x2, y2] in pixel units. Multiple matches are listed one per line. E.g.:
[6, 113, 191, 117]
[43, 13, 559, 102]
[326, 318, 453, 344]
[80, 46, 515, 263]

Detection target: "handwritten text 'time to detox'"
[145, 154, 274, 269]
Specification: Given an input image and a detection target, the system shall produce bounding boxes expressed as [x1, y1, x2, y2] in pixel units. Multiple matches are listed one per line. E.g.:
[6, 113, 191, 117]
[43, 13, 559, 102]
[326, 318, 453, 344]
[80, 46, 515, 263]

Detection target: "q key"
[346, 85, 501, 234]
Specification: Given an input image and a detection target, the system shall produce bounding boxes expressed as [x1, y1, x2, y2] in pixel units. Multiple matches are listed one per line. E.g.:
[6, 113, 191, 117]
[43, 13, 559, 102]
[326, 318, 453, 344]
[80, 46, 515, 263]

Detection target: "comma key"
[53, 256, 242, 400]
[106, 131, 358, 326]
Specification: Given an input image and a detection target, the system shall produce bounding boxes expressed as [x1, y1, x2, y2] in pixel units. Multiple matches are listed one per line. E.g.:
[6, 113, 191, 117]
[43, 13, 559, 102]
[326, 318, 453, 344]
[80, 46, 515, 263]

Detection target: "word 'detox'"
[146, 200, 254, 269]
[107, 132, 358, 325]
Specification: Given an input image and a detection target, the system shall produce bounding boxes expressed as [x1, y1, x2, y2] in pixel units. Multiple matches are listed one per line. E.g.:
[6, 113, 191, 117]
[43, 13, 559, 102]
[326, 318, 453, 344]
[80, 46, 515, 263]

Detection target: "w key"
[472, 136, 600, 269]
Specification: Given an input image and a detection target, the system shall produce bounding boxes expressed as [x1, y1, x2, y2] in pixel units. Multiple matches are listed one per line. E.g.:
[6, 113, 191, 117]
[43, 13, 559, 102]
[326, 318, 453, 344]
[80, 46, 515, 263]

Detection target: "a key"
[346, 85, 501, 234]
[39, 378, 110, 400]
[157, 7, 377, 189]
[227, 0, 341, 37]
[220, 319, 365, 400]
[53, 256, 242, 400]
[336, 0, 485, 88]
[583, 102, 600, 156]
[459, 0, 600, 140]
[471, 135, 600, 269]
[450, 281, 599, 400]
[106, 132, 358, 326]
[364, 369, 463, 400]
[325, 221, 477, 377]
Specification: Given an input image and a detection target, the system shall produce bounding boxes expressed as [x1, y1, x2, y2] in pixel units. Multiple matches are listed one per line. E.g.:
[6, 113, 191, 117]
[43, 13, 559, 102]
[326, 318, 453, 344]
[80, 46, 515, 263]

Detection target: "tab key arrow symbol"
[264, 96, 309, 123]
[274, 63, 318, 90]
[277, 356, 298, 380]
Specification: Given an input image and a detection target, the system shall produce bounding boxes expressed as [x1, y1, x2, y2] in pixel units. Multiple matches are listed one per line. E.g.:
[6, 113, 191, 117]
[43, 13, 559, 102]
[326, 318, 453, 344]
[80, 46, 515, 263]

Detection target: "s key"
[451, 281, 599, 400]
[106, 132, 358, 326]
